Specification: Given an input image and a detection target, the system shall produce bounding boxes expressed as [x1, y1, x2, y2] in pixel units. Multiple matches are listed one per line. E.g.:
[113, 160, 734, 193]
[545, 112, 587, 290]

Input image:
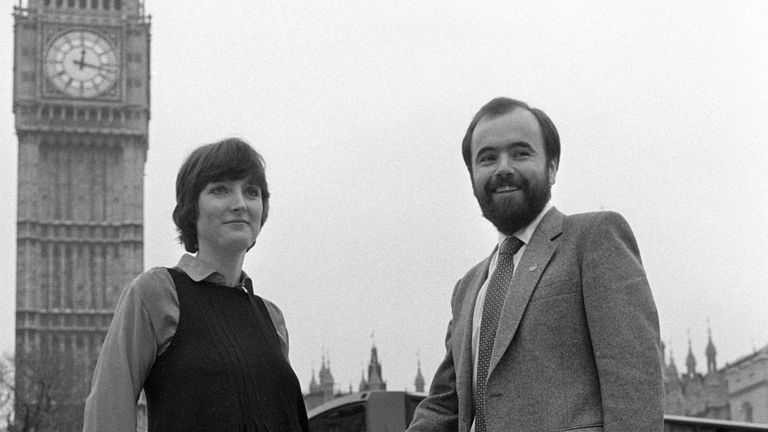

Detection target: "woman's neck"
[196, 248, 246, 287]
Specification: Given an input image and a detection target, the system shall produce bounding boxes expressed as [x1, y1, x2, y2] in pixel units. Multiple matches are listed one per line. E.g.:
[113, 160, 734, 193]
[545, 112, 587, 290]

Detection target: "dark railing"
[665, 414, 768, 432]
[307, 391, 768, 432]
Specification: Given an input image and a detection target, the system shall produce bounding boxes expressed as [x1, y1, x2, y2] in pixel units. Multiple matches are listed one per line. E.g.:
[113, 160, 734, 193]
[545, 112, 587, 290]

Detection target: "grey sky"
[1, 0, 767, 393]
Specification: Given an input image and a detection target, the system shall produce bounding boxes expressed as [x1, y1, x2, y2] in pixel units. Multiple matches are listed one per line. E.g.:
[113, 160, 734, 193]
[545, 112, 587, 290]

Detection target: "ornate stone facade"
[725, 346, 768, 423]
[663, 328, 768, 424]
[663, 330, 730, 419]
[304, 356, 339, 411]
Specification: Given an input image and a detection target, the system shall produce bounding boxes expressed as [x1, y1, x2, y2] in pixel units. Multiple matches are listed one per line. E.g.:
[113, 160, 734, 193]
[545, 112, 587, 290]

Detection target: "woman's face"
[196, 177, 263, 256]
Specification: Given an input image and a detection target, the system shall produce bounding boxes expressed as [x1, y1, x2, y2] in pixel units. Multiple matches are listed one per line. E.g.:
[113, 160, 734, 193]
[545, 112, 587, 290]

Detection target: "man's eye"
[478, 154, 495, 163]
[211, 186, 228, 194]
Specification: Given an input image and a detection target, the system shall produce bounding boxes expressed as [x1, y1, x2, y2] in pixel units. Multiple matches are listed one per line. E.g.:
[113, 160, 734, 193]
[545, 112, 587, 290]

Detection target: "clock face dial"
[44, 30, 119, 98]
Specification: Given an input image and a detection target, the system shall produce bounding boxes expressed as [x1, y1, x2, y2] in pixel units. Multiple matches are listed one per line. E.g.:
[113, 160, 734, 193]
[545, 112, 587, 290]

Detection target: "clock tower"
[12, 0, 149, 430]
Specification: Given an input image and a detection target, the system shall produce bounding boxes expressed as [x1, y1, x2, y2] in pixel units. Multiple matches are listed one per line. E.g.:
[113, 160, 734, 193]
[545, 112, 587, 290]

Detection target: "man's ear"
[548, 158, 558, 186]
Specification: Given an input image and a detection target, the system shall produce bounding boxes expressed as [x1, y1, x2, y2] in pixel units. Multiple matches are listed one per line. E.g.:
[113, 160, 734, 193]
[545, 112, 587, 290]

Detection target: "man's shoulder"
[562, 210, 632, 232]
[560, 210, 641, 258]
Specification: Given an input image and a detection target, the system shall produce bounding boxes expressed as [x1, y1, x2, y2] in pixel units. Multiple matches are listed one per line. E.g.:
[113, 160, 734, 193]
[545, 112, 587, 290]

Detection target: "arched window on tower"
[103, 0, 110, 10]
[115, 0, 121, 10]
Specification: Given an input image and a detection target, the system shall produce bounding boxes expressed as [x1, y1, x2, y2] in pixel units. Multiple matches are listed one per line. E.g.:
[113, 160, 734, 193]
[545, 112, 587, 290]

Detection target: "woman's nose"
[230, 190, 246, 210]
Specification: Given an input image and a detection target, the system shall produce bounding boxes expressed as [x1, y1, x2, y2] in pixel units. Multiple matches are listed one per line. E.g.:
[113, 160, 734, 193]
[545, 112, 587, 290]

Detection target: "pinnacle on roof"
[414, 358, 426, 392]
[686, 336, 697, 376]
[705, 323, 718, 373]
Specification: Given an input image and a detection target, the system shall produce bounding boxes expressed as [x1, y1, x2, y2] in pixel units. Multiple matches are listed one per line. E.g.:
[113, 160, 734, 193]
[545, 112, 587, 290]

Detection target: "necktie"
[475, 236, 524, 432]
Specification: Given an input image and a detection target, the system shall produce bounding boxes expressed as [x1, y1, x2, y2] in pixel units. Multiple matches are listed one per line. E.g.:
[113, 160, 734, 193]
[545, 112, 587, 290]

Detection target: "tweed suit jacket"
[407, 208, 664, 432]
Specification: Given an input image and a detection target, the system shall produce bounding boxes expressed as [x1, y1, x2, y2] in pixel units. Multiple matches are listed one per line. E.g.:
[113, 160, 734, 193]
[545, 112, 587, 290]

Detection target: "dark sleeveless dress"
[143, 268, 310, 432]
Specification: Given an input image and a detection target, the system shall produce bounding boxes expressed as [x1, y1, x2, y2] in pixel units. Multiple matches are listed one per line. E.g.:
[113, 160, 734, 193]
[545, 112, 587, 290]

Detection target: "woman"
[84, 138, 309, 432]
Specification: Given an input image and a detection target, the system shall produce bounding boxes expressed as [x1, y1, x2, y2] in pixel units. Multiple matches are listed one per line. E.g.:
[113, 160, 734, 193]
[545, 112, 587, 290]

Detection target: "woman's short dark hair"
[172, 137, 270, 253]
[461, 97, 560, 173]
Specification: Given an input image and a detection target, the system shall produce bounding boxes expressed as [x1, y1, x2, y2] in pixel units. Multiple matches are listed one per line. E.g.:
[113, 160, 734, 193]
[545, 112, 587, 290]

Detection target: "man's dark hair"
[172, 137, 270, 253]
[461, 97, 560, 173]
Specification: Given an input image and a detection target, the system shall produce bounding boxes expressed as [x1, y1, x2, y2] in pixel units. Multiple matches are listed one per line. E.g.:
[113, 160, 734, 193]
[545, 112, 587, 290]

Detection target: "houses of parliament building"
[661, 328, 767, 424]
[304, 330, 768, 423]
[303, 343, 427, 411]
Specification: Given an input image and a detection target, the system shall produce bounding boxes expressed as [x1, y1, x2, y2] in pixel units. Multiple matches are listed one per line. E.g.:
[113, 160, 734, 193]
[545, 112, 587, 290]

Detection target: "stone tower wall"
[12, 1, 149, 429]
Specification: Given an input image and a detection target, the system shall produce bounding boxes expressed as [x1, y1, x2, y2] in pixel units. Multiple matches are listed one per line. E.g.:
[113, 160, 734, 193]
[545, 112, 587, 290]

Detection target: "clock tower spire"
[12, 0, 150, 430]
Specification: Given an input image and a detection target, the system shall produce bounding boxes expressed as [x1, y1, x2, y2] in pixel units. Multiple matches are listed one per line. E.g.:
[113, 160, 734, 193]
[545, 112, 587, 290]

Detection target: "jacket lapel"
[454, 252, 492, 424]
[488, 208, 564, 376]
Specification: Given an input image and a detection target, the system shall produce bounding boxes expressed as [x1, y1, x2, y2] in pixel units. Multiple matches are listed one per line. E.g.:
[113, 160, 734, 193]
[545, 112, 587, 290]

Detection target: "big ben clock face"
[44, 30, 119, 98]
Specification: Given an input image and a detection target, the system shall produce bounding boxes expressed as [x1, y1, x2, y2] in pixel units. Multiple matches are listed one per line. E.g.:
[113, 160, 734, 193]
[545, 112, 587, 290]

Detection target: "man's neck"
[498, 202, 553, 244]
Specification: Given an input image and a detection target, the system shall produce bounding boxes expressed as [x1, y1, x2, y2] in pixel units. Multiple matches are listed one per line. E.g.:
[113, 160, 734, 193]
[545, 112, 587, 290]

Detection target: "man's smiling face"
[470, 108, 557, 235]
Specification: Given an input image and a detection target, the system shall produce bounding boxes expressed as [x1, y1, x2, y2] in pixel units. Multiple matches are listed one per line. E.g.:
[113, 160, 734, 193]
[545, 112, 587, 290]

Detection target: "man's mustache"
[484, 174, 529, 195]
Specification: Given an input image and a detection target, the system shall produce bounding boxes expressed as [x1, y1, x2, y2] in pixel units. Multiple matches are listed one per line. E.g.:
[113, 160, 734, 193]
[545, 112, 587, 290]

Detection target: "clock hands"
[85, 63, 117, 72]
[71, 47, 117, 73]
[72, 57, 117, 73]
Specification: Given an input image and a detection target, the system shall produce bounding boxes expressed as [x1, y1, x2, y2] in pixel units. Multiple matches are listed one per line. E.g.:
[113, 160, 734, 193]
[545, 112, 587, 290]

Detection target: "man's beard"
[475, 174, 551, 236]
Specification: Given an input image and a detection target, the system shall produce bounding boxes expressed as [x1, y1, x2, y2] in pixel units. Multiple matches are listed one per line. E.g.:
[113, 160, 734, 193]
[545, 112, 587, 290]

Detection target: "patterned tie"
[475, 236, 524, 432]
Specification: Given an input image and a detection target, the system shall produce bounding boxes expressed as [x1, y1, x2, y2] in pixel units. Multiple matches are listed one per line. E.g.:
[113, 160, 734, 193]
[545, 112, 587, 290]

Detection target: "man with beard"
[406, 98, 664, 432]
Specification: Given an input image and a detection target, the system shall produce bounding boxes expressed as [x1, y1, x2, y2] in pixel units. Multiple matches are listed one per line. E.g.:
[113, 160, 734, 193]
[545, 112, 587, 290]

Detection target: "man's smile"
[494, 185, 519, 194]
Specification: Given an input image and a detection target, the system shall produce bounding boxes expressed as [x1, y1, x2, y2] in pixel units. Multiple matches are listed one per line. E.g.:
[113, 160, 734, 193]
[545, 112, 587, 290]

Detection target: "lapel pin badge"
[528, 265, 537, 272]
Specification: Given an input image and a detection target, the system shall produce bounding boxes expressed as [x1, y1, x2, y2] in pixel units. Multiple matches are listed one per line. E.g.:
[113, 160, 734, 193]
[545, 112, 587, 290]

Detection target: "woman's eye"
[245, 187, 261, 199]
[210, 185, 228, 194]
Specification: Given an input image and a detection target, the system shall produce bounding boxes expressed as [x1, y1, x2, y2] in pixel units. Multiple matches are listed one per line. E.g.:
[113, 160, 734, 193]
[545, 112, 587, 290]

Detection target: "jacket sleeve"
[406, 279, 462, 432]
[581, 211, 664, 431]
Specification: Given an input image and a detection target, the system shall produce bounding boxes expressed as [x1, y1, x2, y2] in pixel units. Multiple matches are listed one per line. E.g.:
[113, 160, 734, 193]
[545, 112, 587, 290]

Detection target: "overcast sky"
[1, 1, 767, 394]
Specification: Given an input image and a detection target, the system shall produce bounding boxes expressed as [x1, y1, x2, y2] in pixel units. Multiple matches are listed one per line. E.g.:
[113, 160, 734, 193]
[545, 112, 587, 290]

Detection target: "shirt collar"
[176, 253, 250, 287]
[497, 202, 553, 247]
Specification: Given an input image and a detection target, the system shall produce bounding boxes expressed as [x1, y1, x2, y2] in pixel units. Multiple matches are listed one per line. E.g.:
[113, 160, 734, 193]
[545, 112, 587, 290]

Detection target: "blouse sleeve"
[262, 299, 290, 361]
[83, 268, 178, 432]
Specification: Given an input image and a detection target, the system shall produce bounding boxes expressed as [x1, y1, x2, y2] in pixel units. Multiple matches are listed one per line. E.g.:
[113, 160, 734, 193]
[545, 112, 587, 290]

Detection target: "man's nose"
[494, 153, 514, 177]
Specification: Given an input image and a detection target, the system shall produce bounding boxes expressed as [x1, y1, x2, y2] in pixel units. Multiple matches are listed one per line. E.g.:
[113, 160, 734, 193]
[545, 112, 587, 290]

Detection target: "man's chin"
[480, 203, 542, 236]
[476, 183, 551, 234]
[486, 216, 527, 236]
[491, 191, 524, 206]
